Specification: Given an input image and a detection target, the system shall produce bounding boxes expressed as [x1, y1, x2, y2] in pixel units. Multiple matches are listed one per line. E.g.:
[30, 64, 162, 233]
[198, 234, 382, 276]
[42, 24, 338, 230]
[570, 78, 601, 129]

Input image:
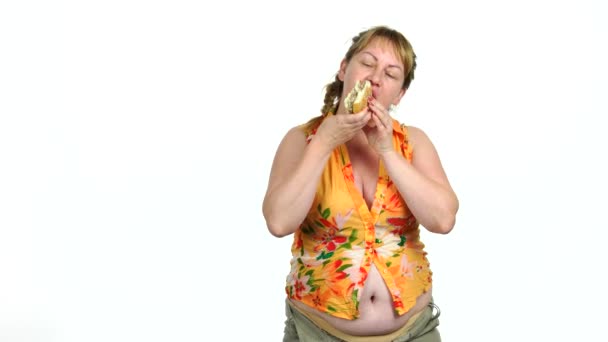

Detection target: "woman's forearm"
[263, 138, 332, 237]
[380, 150, 459, 234]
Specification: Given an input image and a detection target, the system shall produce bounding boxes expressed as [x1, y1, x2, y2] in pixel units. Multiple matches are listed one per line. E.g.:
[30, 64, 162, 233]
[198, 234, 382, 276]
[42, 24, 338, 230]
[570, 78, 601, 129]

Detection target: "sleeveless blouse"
[285, 115, 433, 320]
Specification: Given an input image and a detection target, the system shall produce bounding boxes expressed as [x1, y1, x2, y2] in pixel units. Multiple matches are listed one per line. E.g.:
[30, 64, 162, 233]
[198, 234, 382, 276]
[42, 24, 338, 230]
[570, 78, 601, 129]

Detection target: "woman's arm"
[380, 126, 459, 234]
[262, 127, 332, 237]
[263, 112, 372, 237]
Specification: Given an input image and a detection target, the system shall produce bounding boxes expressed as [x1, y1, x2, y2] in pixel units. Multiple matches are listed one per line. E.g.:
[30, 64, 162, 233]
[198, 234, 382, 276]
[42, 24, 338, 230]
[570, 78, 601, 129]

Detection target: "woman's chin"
[366, 121, 376, 128]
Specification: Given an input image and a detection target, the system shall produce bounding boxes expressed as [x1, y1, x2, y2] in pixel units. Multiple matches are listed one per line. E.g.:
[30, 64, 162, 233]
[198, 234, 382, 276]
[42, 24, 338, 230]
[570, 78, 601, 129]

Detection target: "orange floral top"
[285, 115, 433, 320]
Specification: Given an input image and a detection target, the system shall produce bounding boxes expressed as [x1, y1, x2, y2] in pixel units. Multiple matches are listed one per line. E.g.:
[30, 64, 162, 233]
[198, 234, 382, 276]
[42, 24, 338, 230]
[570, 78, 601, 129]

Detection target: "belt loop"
[428, 302, 441, 320]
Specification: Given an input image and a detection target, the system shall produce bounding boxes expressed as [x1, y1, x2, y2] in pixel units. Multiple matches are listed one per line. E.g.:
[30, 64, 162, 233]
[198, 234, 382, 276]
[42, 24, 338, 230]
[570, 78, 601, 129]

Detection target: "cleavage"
[348, 148, 379, 211]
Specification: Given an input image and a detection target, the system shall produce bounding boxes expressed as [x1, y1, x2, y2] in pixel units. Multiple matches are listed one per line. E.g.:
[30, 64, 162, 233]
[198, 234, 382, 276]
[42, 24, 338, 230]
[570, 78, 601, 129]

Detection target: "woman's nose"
[369, 68, 382, 86]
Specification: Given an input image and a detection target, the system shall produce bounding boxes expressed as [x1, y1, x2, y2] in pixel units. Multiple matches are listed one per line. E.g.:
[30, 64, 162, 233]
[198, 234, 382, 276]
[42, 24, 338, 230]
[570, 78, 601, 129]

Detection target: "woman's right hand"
[314, 109, 371, 152]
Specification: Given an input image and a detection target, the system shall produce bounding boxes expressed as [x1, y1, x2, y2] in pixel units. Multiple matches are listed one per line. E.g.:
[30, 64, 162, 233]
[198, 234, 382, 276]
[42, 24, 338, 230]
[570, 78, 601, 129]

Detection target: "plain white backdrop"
[1, 0, 607, 341]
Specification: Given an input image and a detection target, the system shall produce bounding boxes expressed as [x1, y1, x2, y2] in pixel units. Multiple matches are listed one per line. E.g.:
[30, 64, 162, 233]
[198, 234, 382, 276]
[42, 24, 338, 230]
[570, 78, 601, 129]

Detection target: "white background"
[1, 0, 607, 341]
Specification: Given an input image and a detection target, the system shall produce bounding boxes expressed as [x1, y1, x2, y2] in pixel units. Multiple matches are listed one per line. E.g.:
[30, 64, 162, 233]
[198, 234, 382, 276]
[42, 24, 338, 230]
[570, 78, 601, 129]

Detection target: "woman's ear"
[394, 88, 407, 106]
[338, 59, 347, 82]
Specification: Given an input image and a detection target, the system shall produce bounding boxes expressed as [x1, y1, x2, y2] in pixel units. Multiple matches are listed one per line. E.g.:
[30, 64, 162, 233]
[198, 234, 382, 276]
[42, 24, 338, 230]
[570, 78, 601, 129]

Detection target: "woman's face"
[338, 38, 406, 113]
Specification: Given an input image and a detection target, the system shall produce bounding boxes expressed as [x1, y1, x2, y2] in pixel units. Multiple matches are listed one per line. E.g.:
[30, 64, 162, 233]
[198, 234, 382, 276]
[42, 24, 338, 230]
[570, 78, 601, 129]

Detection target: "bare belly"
[291, 263, 432, 336]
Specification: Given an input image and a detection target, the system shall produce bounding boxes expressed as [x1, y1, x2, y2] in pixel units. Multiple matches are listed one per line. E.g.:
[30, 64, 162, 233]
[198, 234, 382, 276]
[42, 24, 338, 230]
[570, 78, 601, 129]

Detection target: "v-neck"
[338, 144, 388, 225]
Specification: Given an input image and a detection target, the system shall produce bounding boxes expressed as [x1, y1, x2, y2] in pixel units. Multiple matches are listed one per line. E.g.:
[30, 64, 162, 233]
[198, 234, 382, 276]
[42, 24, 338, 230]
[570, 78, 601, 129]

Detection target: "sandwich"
[344, 80, 372, 114]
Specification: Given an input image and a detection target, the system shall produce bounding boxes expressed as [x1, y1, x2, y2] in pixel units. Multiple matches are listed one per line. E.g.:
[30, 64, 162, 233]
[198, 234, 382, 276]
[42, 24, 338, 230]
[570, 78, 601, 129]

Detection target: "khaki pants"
[283, 300, 441, 342]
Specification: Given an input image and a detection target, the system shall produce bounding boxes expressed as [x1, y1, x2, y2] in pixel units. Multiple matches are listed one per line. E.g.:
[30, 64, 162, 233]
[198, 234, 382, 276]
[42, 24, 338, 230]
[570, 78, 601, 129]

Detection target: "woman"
[263, 25, 459, 341]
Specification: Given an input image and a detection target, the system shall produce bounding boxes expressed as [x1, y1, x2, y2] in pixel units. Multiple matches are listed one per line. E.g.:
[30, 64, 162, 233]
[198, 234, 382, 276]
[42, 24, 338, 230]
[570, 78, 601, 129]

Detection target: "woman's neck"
[346, 131, 369, 149]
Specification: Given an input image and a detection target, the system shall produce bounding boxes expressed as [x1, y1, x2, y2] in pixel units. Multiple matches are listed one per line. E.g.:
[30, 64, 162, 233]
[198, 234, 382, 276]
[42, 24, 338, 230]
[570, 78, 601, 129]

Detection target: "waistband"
[287, 300, 432, 342]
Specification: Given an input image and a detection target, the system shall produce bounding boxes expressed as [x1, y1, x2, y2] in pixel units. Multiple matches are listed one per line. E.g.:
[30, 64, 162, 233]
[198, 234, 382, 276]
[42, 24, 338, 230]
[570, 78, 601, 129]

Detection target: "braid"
[320, 75, 343, 115]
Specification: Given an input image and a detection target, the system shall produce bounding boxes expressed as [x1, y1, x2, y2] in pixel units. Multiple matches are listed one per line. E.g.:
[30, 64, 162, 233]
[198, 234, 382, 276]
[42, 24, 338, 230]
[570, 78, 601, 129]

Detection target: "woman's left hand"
[363, 97, 394, 154]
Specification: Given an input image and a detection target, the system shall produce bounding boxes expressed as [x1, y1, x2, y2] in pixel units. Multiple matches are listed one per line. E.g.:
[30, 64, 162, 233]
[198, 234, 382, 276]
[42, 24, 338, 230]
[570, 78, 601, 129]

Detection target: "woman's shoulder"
[278, 116, 322, 147]
[282, 124, 307, 143]
[398, 124, 445, 167]
[394, 123, 439, 161]
[297, 115, 324, 142]
[398, 124, 431, 146]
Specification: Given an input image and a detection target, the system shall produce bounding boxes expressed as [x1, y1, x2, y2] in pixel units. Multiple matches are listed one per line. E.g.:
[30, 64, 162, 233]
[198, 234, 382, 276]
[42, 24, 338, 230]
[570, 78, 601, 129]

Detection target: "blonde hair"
[320, 26, 417, 116]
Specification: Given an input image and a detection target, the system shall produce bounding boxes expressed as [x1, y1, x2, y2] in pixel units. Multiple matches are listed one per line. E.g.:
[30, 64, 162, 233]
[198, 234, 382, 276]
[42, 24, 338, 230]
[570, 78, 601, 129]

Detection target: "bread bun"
[344, 80, 372, 114]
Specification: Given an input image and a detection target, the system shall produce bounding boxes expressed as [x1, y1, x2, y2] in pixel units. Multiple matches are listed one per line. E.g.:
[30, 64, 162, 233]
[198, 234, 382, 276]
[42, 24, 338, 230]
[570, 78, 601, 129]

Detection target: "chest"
[347, 149, 380, 210]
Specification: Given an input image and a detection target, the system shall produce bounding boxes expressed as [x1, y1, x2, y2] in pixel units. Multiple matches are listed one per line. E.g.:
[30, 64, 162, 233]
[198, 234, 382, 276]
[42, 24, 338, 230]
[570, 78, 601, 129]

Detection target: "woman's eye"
[386, 73, 397, 79]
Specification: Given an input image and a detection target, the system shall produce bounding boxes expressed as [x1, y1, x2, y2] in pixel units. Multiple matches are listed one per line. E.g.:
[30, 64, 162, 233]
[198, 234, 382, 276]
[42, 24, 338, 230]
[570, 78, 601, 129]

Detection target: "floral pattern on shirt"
[285, 116, 433, 320]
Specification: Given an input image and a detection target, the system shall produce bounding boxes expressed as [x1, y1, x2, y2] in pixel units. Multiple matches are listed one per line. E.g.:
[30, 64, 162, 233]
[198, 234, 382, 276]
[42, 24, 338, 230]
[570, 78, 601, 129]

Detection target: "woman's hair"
[320, 26, 417, 116]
